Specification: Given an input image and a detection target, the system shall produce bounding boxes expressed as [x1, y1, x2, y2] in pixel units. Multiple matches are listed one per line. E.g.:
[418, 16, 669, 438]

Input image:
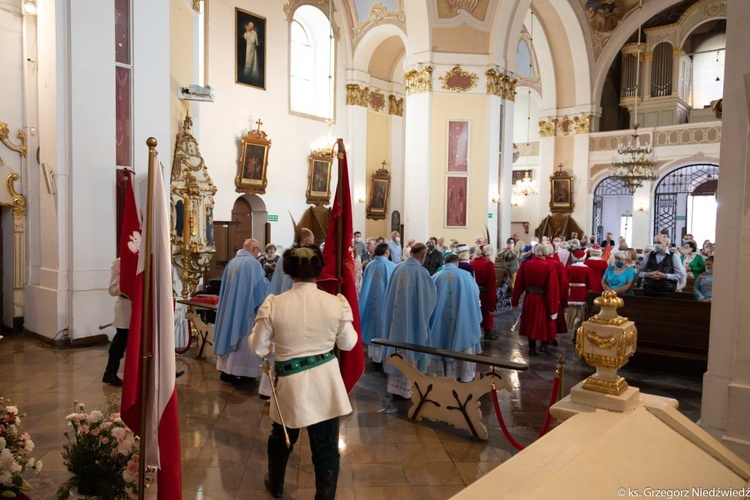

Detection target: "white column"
[495, 97, 512, 244]
[403, 91, 432, 241]
[389, 113, 405, 228]
[572, 133, 590, 232]
[347, 103, 368, 232]
[701, 0, 750, 461]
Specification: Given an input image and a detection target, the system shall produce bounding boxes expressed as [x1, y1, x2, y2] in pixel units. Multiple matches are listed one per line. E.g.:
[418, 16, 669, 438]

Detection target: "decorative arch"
[351, 23, 408, 75]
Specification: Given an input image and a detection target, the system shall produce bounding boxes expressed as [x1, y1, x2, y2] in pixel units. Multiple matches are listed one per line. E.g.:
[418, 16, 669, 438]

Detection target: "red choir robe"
[565, 262, 594, 335]
[567, 263, 593, 305]
[547, 257, 569, 334]
[471, 256, 498, 330]
[584, 258, 608, 294]
[512, 257, 559, 342]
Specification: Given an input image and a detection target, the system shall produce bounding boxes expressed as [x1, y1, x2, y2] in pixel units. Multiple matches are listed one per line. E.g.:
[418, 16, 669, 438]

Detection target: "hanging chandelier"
[611, 124, 658, 194]
[511, 11, 538, 201]
[610, 0, 658, 195]
[513, 171, 538, 197]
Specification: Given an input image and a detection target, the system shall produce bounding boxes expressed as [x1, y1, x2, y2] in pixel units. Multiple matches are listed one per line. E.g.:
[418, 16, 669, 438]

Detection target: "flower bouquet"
[57, 402, 139, 500]
[0, 397, 42, 499]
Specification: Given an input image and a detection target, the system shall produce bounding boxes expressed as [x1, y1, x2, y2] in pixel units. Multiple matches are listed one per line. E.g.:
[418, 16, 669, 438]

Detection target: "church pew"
[586, 291, 710, 367]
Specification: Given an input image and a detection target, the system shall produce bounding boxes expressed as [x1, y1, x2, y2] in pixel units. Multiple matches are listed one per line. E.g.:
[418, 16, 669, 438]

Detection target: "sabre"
[261, 359, 291, 448]
[510, 314, 521, 332]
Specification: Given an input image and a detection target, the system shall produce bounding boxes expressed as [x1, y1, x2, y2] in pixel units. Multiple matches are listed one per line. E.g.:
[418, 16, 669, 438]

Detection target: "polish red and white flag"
[121, 161, 182, 499]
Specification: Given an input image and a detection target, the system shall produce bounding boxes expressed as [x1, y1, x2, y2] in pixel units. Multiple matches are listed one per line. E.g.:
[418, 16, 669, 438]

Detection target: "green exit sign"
[488, 213, 493, 219]
[267, 214, 279, 222]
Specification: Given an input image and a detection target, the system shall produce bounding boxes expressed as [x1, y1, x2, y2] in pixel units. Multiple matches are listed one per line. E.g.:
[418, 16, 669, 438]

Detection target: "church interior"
[1, 0, 750, 498]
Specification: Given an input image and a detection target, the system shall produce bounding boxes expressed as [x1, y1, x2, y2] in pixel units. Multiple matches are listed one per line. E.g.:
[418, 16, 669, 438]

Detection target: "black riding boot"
[266, 425, 295, 499]
[314, 468, 339, 500]
[528, 337, 537, 356]
[540, 341, 551, 354]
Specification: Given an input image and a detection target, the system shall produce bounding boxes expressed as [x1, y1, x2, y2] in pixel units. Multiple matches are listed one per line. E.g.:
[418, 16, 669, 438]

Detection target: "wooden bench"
[586, 291, 710, 368]
[371, 338, 528, 440]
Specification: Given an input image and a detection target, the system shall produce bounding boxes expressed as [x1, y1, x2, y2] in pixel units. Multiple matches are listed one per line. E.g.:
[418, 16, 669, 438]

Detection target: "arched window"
[686, 20, 726, 109]
[592, 177, 633, 245]
[653, 164, 718, 244]
[290, 6, 334, 120]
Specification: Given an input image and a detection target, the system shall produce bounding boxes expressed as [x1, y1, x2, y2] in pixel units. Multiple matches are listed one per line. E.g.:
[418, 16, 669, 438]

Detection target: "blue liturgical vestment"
[359, 256, 397, 345]
[267, 255, 294, 296]
[383, 257, 437, 373]
[429, 263, 483, 354]
[214, 249, 269, 357]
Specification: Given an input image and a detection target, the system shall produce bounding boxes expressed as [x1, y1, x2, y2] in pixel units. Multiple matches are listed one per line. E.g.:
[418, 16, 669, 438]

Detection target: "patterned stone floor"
[1, 306, 702, 499]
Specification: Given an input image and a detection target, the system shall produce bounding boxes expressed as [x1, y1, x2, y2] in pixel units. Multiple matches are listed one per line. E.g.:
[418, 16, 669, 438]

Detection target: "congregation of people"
[192, 225, 715, 499]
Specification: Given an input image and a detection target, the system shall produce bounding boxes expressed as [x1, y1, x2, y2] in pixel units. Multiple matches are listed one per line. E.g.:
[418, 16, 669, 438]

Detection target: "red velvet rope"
[490, 375, 561, 451]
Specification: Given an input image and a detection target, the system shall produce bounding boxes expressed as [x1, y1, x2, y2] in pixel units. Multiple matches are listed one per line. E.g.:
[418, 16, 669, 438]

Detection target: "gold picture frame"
[236, 120, 271, 194]
[367, 164, 390, 220]
[306, 154, 333, 206]
[549, 164, 574, 213]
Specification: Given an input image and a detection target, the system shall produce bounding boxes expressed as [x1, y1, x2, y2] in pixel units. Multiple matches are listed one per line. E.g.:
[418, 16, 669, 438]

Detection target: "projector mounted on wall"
[179, 84, 214, 102]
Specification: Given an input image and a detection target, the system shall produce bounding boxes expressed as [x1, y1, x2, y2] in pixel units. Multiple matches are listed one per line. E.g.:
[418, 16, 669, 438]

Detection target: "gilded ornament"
[539, 119, 557, 138]
[573, 114, 592, 134]
[170, 114, 218, 299]
[346, 84, 369, 107]
[575, 291, 638, 396]
[642, 52, 653, 63]
[405, 66, 433, 95]
[368, 89, 386, 112]
[439, 65, 478, 92]
[0, 123, 27, 159]
[7, 173, 25, 289]
[388, 95, 404, 117]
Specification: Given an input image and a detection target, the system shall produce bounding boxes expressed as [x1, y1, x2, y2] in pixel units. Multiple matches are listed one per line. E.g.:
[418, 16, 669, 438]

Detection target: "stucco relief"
[388, 95, 404, 116]
[345, 1, 406, 49]
[405, 66, 433, 95]
[653, 125, 721, 147]
[590, 132, 650, 151]
[436, 0, 489, 20]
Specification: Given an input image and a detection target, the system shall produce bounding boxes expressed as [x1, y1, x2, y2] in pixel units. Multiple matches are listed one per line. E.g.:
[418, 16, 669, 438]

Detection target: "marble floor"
[1, 307, 703, 499]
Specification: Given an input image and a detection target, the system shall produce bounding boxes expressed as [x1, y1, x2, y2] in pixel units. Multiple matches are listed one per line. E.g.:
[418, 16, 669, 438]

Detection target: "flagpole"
[138, 137, 158, 500]
[335, 139, 345, 294]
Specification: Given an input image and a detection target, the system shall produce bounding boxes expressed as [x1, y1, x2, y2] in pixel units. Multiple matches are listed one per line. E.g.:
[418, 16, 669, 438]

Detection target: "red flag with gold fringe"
[317, 139, 365, 393]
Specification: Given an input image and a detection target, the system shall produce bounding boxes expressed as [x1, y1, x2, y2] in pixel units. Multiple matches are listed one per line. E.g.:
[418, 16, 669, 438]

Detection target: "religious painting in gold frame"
[306, 154, 333, 206]
[549, 165, 574, 213]
[367, 166, 390, 220]
[236, 122, 271, 194]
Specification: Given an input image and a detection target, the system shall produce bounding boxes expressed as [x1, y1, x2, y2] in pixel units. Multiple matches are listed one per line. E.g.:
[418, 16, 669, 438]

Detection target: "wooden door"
[230, 197, 253, 254]
[205, 197, 254, 281]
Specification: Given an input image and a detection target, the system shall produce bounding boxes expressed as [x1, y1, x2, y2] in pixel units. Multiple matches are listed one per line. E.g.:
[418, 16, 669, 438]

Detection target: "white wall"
[199, 0, 351, 249]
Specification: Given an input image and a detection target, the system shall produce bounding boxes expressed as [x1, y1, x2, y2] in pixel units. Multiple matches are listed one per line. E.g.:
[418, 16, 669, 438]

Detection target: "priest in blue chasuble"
[382, 243, 438, 398]
[359, 242, 397, 365]
[428, 253, 483, 382]
[214, 238, 269, 384]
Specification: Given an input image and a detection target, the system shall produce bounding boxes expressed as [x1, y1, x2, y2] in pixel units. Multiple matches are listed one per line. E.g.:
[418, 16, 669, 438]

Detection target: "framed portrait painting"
[512, 169, 532, 185]
[447, 120, 470, 172]
[236, 9, 266, 89]
[549, 165, 574, 213]
[445, 176, 468, 227]
[306, 154, 333, 206]
[236, 125, 271, 194]
[367, 167, 390, 220]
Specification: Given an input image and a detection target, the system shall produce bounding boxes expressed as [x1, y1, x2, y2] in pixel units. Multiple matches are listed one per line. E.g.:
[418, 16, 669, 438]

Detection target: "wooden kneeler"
[373, 339, 528, 441]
